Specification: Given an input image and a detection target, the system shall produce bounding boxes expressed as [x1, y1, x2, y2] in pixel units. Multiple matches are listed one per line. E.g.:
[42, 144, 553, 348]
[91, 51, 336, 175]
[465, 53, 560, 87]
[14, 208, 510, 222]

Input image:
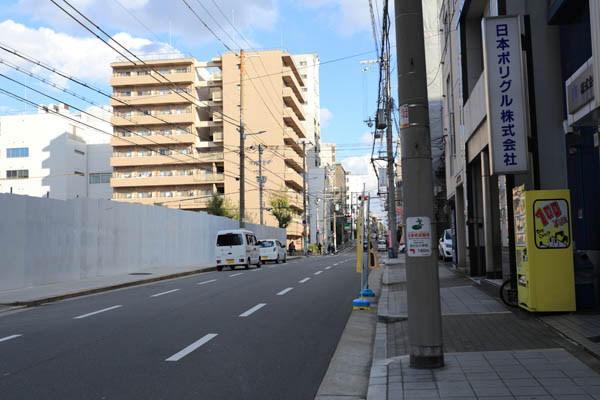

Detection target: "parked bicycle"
[499, 279, 519, 307]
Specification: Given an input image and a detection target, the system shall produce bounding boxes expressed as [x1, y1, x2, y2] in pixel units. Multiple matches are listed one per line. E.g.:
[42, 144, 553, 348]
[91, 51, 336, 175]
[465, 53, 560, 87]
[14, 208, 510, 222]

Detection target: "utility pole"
[257, 144, 265, 225]
[239, 49, 245, 228]
[302, 141, 308, 255]
[385, 54, 398, 259]
[395, 0, 444, 368]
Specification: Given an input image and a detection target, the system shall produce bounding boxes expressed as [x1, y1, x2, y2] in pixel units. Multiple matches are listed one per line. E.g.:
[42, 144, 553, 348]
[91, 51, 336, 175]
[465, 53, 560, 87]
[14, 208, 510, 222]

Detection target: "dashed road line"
[0, 334, 22, 343]
[314, 271, 323, 275]
[74, 305, 122, 320]
[299, 277, 310, 283]
[277, 287, 294, 296]
[150, 289, 180, 298]
[229, 273, 243, 277]
[198, 279, 217, 285]
[165, 334, 218, 362]
[239, 303, 266, 317]
[325, 266, 332, 270]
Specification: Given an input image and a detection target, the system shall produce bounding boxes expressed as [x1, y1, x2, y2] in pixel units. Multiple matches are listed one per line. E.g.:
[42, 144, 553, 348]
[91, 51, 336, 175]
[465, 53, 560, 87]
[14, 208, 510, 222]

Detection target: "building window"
[6, 147, 28, 158]
[74, 149, 85, 155]
[137, 70, 149, 76]
[116, 71, 131, 77]
[175, 67, 189, 73]
[6, 169, 28, 179]
[299, 61, 307, 66]
[302, 88, 308, 92]
[301, 74, 307, 79]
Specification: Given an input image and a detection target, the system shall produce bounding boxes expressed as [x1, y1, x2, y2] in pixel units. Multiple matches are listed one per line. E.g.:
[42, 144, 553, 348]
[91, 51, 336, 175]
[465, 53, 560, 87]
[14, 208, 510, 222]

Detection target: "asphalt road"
[0, 251, 360, 400]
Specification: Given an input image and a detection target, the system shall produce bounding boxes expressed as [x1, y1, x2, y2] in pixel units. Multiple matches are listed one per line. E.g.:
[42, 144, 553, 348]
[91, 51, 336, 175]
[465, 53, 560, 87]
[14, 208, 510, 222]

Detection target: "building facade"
[109, 51, 307, 243]
[0, 104, 112, 200]
[439, 0, 600, 277]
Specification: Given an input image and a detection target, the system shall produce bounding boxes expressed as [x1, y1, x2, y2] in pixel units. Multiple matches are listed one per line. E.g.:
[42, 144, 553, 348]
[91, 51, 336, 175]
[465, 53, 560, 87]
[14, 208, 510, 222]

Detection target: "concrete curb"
[2, 266, 217, 307]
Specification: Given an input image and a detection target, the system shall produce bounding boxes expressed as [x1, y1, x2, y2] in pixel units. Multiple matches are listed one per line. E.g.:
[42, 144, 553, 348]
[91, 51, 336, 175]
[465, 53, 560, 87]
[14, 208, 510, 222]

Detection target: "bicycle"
[499, 279, 519, 307]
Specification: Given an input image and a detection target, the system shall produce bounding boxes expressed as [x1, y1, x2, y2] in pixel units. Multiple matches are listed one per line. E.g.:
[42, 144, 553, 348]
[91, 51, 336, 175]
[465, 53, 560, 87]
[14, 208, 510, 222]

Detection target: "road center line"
[314, 271, 323, 275]
[299, 277, 310, 283]
[165, 334, 218, 362]
[197, 279, 217, 285]
[239, 303, 266, 317]
[0, 334, 22, 343]
[151, 289, 180, 297]
[73, 305, 122, 320]
[277, 287, 293, 296]
[325, 266, 332, 270]
[229, 273, 243, 277]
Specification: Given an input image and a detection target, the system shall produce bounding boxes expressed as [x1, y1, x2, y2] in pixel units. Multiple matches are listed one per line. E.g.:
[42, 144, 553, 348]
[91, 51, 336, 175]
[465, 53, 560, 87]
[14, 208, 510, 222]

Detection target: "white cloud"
[320, 107, 333, 127]
[359, 131, 373, 145]
[299, 0, 371, 36]
[0, 20, 180, 84]
[14, 0, 278, 47]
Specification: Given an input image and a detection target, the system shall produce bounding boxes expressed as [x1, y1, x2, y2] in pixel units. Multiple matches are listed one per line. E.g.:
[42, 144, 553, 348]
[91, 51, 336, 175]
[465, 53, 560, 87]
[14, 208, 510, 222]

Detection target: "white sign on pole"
[482, 16, 529, 175]
[406, 217, 431, 257]
[399, 104, 409, 128]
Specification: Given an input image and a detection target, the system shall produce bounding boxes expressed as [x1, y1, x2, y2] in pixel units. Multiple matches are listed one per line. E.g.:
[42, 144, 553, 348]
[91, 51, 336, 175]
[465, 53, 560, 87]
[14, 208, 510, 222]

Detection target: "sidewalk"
[367, 257, 600, 399]
[0, 256, 306, 307]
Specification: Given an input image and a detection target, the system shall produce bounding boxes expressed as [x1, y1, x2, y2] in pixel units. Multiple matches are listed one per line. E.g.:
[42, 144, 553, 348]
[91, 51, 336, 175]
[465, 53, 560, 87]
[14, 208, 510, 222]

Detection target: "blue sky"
[0, 0, 392, 215]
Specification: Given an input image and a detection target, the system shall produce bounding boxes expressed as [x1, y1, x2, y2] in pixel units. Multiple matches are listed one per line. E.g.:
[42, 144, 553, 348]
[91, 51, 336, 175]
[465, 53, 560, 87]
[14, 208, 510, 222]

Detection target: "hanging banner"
[482, 16, 529, 175]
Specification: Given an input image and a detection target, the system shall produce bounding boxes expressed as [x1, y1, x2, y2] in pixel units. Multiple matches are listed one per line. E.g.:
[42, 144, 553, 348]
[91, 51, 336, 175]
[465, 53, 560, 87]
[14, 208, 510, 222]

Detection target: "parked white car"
[438, 228, 453, 261]
[377, 239, 387, 252]
[258, 239, 287, 264]
[215, 229, 261, 271]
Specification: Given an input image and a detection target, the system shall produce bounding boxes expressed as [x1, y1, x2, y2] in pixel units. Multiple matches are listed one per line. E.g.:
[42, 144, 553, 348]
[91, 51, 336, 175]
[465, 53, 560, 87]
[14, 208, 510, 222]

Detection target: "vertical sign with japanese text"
[482, 16, 529, 175]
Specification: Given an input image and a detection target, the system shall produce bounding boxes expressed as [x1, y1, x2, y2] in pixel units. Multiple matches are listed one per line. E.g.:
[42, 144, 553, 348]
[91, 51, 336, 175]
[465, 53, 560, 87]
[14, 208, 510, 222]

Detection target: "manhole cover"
[587, 335, 600, 343]
[129, 272, 152, 275]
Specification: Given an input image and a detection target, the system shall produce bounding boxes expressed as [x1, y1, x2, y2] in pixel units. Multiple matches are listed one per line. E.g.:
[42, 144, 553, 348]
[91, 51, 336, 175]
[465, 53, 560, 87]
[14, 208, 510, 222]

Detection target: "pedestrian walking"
[317, 242, 322, 255]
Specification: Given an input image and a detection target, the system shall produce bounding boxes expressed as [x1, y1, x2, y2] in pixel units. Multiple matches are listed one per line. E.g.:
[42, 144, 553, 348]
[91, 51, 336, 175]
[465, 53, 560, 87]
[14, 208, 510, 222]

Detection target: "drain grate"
[587, 335, 600, 343]
[129, 272, 152, 276]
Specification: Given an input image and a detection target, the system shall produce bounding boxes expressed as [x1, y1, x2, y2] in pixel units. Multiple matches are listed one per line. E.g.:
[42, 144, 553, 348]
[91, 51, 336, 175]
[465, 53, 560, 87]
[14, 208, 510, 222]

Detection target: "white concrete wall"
[0, 194, 285, 291]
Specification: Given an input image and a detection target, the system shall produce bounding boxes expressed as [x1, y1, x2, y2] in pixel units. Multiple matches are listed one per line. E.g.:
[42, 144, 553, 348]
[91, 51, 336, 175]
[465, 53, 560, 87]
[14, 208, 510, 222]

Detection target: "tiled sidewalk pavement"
[541, 313, 600, 358]
[369, 261, 600, 400]
[387, 349, 600, 399]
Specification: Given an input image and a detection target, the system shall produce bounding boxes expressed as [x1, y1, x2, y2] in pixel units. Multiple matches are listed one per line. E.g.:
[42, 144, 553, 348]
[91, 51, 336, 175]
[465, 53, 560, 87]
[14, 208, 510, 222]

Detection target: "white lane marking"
[251, 268, 263, 272]
[198, 279, 217, 285]
[150, 289, 180, 298]
[229, 273, 243, 277]
[299, 277, 310, 283]
[314, 271, 323, 275]
[74, 305, 122, 320]
[239, 303, 266, 317]
[268, 264, 279, 268]
[325, 266, 332, 270]
[165, 333, 218, 362]
[277, 287, 293, 296]
[0, 334, 22, 343]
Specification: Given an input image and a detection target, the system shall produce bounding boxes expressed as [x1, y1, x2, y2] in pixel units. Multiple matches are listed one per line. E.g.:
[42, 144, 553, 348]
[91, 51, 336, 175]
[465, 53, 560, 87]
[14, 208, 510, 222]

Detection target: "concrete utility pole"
[395, 0, 444, 368]
[385, 54, 399, 259]
[239, 49, 245, 228]
[302, 141, 308, 255]
[257, 144, 265, 225]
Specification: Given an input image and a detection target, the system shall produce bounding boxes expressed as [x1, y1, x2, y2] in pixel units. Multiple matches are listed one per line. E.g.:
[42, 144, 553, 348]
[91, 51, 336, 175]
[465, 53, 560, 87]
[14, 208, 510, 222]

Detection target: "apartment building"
[109, 50, 307, 243]
[0, 103, 112, 200]
[439, 0, 600, 277]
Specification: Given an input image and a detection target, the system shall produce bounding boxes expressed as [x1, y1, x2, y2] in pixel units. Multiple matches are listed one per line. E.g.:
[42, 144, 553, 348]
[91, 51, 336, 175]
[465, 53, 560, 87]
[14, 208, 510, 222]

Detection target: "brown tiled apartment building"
[109, 50, 307, 242]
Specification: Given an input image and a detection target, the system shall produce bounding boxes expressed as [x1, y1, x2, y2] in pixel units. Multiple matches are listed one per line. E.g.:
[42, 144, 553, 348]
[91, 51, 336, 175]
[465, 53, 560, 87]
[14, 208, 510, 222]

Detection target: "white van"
[215, 229, 261, 271]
